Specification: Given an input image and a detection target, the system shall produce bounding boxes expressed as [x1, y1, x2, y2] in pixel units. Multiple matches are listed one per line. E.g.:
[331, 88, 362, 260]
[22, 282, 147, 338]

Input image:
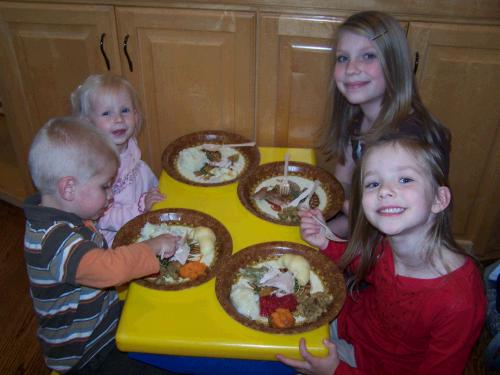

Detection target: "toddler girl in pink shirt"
[72, 73, 165, 246]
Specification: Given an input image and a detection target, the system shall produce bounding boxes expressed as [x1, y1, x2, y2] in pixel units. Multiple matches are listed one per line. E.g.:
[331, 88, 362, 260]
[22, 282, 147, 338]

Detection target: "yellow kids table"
[116, 147, 332, 374]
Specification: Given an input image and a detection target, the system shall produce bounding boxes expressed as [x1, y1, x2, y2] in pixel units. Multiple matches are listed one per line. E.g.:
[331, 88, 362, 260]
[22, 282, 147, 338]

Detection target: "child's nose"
[113, 113, 123, 122]
[346, 59, 361, 74]
[378, 183, 394, 199]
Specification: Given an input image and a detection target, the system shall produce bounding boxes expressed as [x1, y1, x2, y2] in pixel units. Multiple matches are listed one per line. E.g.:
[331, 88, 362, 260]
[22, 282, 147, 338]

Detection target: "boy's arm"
[75, 243, 159, 288]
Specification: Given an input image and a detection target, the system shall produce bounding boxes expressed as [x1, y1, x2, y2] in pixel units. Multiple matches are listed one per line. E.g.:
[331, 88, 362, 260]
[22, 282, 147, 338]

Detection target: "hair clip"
[371, 30, 388, 41]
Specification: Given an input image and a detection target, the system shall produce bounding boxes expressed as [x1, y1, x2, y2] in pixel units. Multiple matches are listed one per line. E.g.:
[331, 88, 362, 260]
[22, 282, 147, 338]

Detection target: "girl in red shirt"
[277, 135, 486, 375]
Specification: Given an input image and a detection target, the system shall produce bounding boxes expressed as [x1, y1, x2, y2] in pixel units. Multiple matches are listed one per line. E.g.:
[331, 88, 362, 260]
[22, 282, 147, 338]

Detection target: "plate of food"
[113, 208, 232, 290]
[237, 161, 344, 225]
[215, 242, 346, 334]
[162, 130, 260, 186]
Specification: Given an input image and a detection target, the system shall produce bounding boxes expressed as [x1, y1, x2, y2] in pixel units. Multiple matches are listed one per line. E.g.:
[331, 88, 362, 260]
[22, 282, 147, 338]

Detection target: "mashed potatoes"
[139, 222, 189, 240]
[177, 147, 206, 173]
[177, 145, 246, 183]
[230, 279, 261, 320]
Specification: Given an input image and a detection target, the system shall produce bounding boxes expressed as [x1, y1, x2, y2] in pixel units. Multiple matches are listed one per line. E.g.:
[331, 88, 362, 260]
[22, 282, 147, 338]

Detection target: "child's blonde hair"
[71, 73, 143, 135]
[321, 11, 449, 167]
[28, 117, 119, 195]
[341, 134, 473, 292]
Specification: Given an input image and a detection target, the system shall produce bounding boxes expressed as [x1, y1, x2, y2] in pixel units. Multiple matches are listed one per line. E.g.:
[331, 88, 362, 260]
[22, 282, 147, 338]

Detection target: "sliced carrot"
[269, 308, 295, 328]
[179, 261, 208, 280]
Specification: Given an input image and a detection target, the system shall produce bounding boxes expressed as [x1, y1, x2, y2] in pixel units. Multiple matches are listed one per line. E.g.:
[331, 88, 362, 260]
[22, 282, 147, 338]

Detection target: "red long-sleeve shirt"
[323, 240, 486, 375]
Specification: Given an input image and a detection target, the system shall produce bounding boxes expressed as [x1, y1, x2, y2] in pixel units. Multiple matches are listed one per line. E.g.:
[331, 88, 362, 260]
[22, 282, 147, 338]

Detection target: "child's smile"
[377, 206, 406, 215]
[344, 80, 371, 90]
[112, 128, 128, 138]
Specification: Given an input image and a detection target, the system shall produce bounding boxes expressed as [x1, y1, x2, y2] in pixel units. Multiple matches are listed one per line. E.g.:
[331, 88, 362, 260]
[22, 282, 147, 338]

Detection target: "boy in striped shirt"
[23, 117, 178, 374]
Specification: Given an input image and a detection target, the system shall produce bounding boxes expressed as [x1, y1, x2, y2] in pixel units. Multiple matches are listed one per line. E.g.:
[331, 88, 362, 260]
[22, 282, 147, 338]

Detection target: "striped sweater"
[23, 195, 121, 373]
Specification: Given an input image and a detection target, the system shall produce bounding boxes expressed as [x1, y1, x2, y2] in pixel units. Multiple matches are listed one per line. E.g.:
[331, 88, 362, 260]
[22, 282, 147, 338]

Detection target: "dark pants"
[67, 341, 180, 375]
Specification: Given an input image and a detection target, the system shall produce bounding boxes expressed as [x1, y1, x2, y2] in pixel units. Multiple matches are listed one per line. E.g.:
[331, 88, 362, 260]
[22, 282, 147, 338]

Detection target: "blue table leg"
[128, 353, 295, 375]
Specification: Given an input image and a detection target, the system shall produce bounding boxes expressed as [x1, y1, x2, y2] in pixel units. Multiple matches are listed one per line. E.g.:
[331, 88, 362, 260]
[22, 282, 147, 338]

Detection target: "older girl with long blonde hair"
[323, 11, 451, 238]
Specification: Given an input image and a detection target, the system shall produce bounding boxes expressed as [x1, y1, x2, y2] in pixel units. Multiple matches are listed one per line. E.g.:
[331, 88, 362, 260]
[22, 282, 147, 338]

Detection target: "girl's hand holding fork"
[298, 208, 329, 250]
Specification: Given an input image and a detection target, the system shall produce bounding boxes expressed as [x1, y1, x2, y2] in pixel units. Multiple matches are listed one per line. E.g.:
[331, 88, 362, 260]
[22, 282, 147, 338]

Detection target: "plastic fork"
[286, 187, 310, 208]
[287, 179, 318, 208]
[201, 142, 256, 151]
[311, 215, 346, 242]
[279, 153, 291, 196]
[300, 180, 320, 210]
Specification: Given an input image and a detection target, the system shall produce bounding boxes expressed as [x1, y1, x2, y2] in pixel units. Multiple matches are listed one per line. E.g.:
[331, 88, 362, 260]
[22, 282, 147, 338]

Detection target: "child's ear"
[431, 186, 451, 214]
[58, 176, 76, 201]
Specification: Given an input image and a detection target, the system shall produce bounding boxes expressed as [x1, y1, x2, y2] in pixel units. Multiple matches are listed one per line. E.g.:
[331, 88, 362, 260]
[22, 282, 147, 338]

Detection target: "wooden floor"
[0, 199, 49, 374]
[0, 199, 496, 374]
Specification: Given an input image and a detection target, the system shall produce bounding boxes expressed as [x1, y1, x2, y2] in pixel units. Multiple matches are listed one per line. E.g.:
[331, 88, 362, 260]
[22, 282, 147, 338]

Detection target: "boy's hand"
[142, 233, 179, 259]
[144, 188, 165, 211]
[298, 209, 329, 250]
[276, 338, 340, 375]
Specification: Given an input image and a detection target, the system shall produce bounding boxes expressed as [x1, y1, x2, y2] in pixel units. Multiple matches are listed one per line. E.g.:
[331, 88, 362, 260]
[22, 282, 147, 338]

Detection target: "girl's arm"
[328, 145, 356, 239]
[143, 187, 165, 211]
[327, 214, 349, 240]
[321, 239, 348, 264]
[415, 305, 485, 374]
[299, 209, 348, 263]
[333, 155, 354, 196]
[299, 209, 330, 250]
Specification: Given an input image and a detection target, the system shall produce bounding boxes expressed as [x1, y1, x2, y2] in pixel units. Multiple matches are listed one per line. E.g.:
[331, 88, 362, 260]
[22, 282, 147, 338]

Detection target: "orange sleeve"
[76, 243, 160, 288]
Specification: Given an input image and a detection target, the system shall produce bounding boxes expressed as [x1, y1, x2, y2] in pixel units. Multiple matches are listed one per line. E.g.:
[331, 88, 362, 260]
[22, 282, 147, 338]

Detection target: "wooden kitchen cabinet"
[407, 22, 500, 257]
[0, 0, 499, 258]
[257, 13, 341, 148]
[0, 2, 121, 202]
[0, 2, 255, 195]
[115, 7, 255, 174]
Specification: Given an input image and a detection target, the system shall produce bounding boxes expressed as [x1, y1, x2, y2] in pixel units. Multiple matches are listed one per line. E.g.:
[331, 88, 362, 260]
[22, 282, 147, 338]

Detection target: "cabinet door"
[257, 14, 342, 148]
[115, 7, 255, 174]
[408, 23, 500, 257]
[0, 2, 121, 195]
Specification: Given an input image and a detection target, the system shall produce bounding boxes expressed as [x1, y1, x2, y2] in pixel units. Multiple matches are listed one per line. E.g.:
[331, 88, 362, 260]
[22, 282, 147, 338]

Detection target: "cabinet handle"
[99, 33, 111, 70]
[413, 52, 419, 75]
[123, 34, 134, 72]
